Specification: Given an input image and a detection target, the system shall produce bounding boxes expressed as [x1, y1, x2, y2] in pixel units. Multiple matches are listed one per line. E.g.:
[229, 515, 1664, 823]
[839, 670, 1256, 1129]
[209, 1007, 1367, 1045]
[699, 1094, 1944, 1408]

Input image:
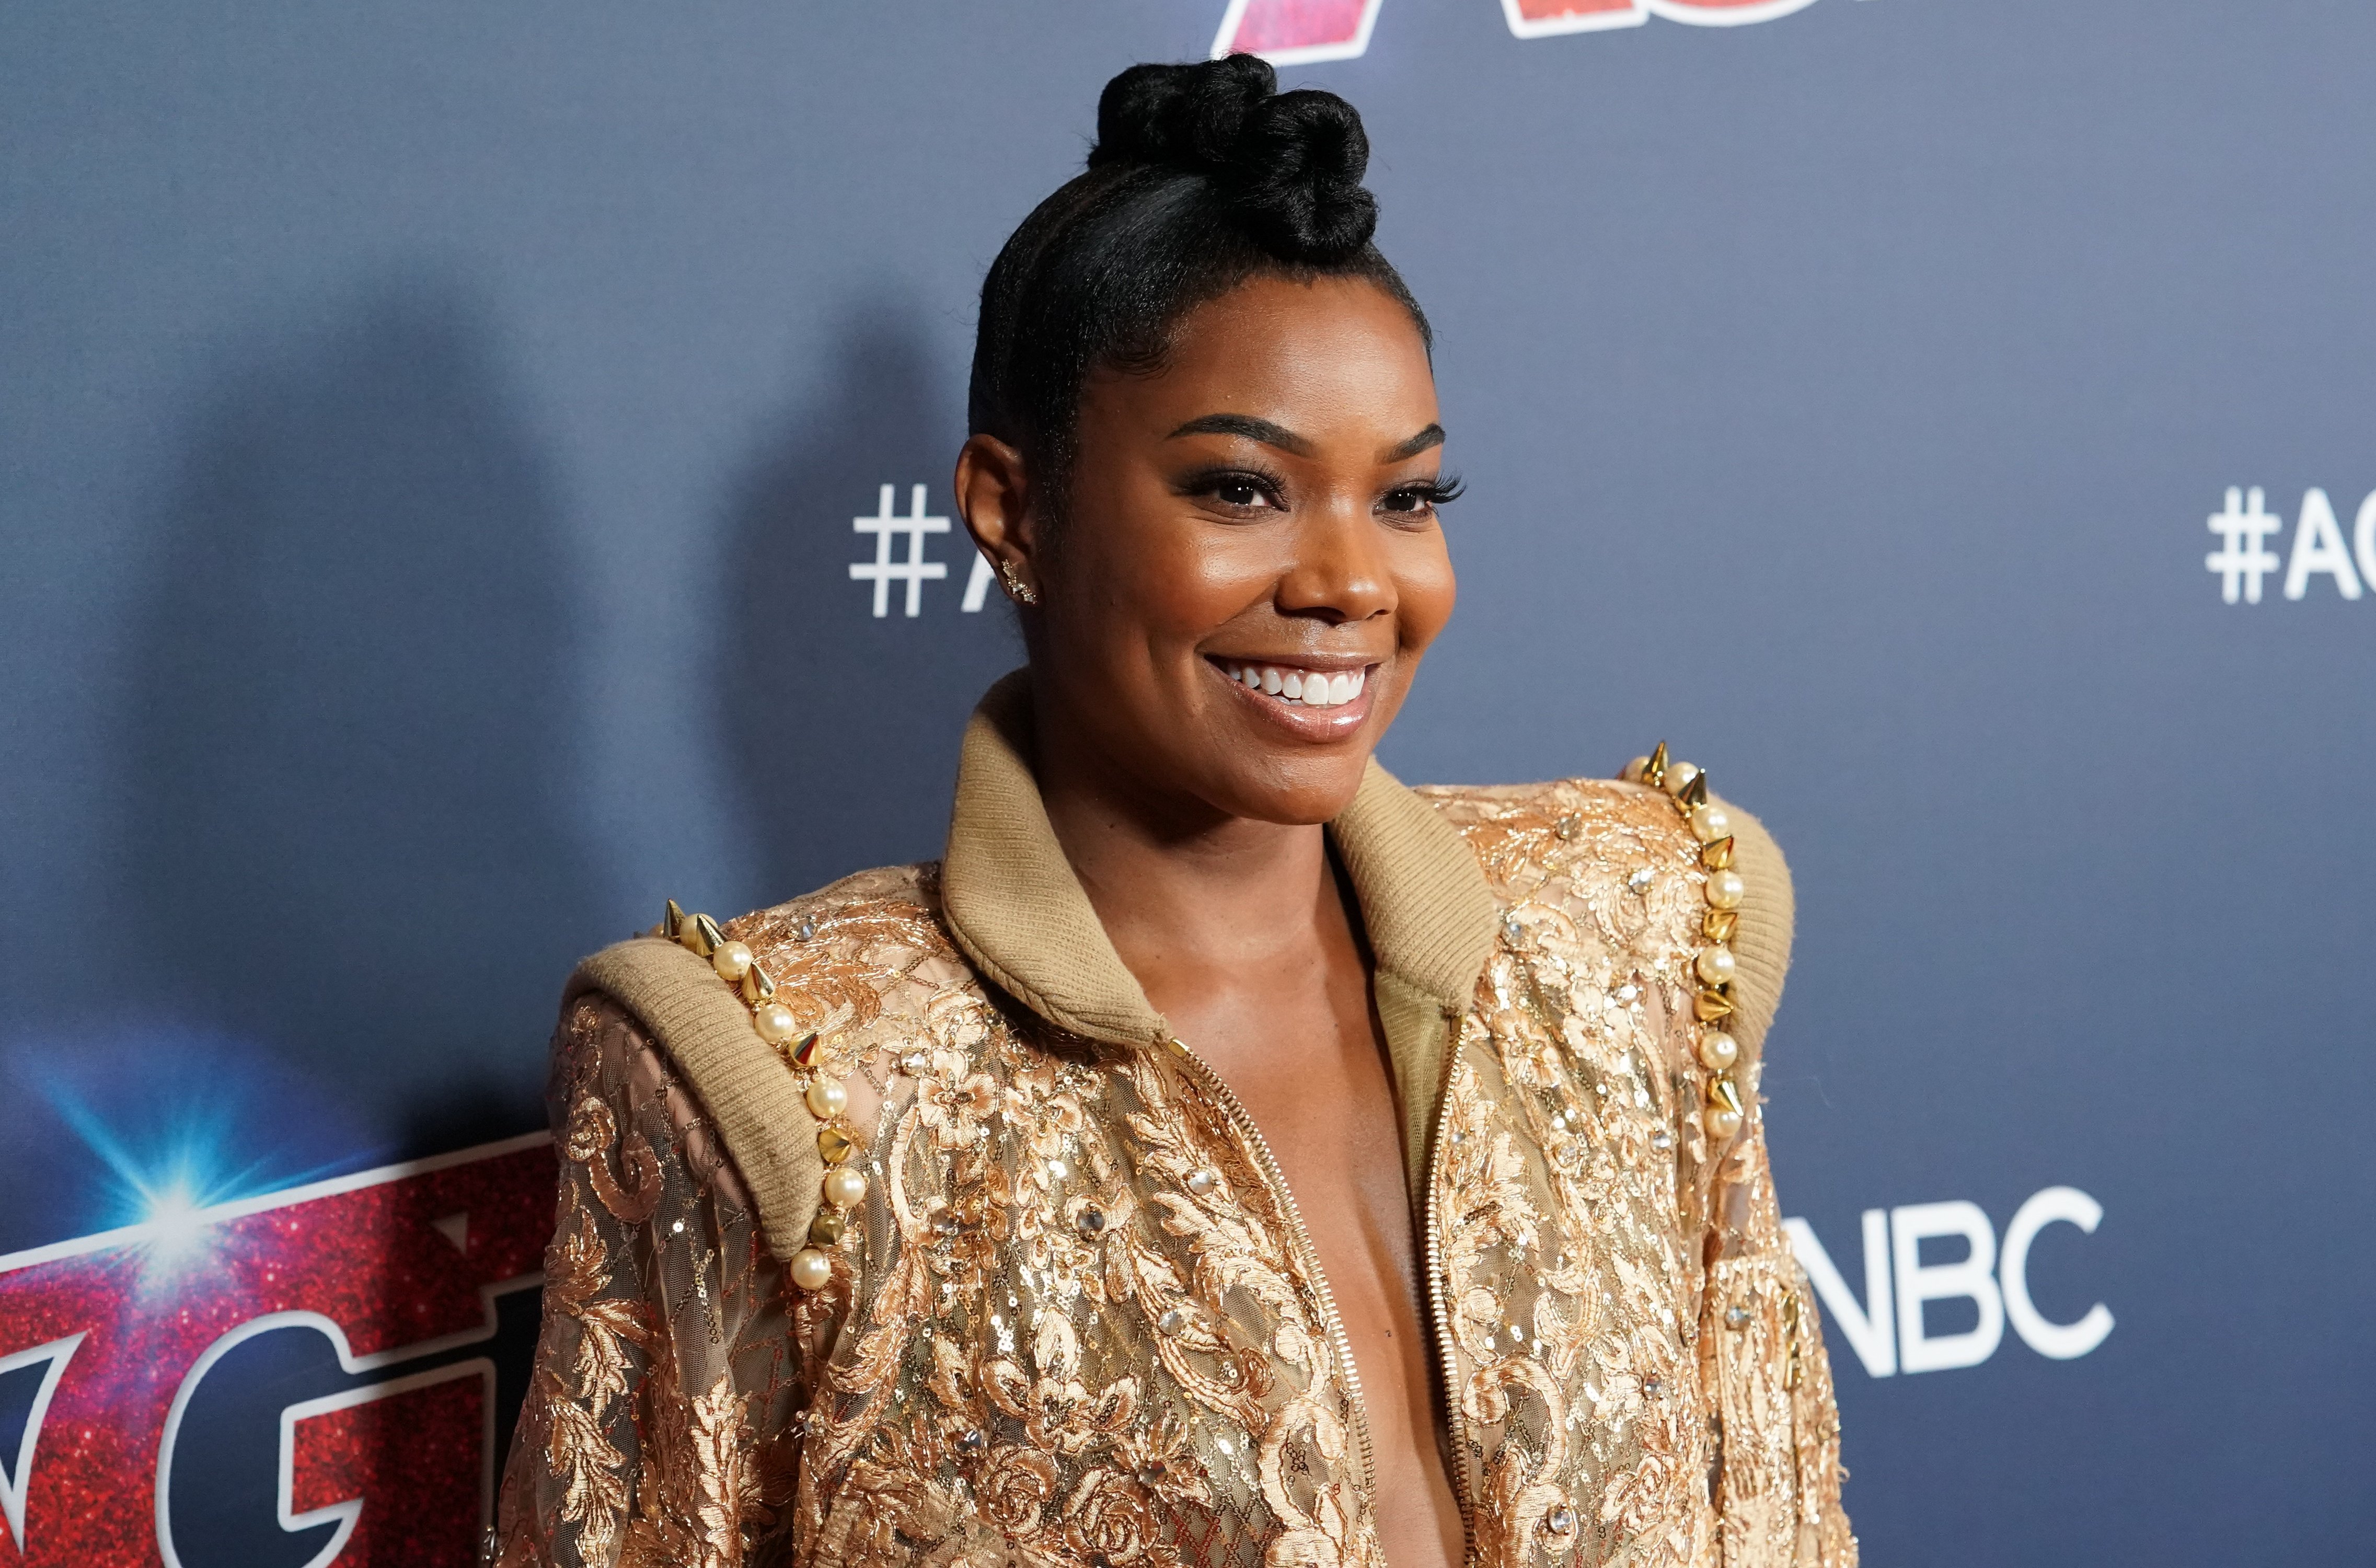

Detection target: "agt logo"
[848, 484, 1003, 618]
[0, 1138, 552, 1568]
[1786, 1185, 2114, 1378]
[1214, 0, 1864, 67]
[2204, 486, 2376, 605]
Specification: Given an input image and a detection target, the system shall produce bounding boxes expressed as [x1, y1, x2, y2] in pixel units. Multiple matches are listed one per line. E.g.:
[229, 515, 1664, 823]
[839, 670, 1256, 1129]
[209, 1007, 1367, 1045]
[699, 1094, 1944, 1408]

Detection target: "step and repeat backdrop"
[3, 1, 2370, 1562]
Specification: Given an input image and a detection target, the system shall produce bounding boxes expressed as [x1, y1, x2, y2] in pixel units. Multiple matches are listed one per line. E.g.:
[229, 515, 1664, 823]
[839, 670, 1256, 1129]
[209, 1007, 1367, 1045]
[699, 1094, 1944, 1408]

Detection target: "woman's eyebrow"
[1166, 414, 1446, 464]
[1166, 413, 1313, 455]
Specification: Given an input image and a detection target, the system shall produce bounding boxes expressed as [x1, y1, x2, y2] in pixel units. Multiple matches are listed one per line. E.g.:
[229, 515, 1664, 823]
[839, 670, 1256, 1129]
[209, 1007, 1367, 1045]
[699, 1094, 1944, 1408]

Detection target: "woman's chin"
[1195, 747, 1376, 828]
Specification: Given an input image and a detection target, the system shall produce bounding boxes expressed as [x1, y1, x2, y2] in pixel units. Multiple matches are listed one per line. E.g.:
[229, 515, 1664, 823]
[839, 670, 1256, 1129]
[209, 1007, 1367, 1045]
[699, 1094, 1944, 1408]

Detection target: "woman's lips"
[1207, 656, 1378, 734]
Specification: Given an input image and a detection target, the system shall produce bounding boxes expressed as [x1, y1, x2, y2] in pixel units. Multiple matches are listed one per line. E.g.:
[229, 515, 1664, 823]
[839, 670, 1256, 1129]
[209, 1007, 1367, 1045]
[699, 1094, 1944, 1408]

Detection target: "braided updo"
[968, 56, 1429, 501]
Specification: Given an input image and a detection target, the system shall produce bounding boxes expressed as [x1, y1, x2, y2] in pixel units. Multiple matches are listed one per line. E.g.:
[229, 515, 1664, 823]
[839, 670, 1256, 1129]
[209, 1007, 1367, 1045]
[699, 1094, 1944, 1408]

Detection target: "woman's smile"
[1206, 654, 1378, 735]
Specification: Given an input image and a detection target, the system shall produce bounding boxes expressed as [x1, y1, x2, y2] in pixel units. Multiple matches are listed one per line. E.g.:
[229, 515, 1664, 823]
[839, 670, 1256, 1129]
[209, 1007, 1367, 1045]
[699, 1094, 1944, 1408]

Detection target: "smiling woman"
[494, 55, 1852, 1568]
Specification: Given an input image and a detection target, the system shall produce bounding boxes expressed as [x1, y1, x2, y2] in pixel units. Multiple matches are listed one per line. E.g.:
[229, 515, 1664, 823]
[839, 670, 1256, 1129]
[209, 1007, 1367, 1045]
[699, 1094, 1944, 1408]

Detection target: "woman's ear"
[954, 433, 1043, 606]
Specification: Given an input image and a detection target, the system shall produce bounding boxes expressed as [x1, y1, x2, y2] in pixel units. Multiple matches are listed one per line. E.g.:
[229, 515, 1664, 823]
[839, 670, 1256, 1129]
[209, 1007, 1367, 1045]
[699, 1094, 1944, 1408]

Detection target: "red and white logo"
[1213, 0, 1834, 63]
[0, 1136, 555, 1567]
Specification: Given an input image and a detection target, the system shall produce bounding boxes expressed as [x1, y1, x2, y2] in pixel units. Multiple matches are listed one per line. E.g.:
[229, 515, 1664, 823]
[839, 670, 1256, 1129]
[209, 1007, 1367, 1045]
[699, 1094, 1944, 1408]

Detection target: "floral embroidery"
[492, 790, 1851, 1568]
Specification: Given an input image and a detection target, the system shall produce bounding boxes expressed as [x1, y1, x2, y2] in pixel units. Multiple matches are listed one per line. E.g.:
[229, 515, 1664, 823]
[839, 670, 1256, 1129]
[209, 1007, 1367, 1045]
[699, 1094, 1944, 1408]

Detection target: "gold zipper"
[1163, 1036, 1376, 1500]
[1421, 1041, 1478, 1558]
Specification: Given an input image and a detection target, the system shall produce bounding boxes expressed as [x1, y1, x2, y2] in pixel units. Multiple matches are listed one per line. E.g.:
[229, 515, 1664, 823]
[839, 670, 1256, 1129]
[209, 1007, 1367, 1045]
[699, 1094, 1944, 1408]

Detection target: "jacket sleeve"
[488, 994, 809, 1568]
[1695, 802, 1856, 1567]
[1702, 1092, 1856, 1566]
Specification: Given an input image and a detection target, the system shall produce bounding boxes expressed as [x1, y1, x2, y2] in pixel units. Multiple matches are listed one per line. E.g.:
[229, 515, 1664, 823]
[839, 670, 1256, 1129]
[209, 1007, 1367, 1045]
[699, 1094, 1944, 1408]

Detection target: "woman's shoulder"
[1410, 757, 1795, 1064]
[551, 858, 986, 1257]
[1410, 758, 1787, 892]
[571, 858, 978, 1059]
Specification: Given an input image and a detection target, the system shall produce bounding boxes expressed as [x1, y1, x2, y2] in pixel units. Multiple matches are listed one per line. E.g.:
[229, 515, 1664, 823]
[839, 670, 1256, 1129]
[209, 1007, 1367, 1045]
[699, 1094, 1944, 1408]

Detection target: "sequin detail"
[492, 782, 1853, 1567]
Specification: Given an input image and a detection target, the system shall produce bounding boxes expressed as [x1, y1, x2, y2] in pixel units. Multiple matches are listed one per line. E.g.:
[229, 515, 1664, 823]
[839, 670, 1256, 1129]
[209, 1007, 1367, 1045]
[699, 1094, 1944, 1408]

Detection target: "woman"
[493, 56, 1852, 1568]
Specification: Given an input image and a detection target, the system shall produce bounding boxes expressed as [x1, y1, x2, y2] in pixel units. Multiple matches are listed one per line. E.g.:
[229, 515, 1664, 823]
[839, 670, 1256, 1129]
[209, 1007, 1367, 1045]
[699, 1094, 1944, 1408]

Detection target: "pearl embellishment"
[823, 1166, 868, 1209]
[661, 897, 866, 1294]
[1628, 744, 1751, 1154]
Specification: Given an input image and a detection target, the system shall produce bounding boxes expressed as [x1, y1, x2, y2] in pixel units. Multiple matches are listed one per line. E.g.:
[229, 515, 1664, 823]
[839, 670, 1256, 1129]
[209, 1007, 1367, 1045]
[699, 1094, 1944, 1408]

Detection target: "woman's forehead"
[1090, 276, 1439, 437]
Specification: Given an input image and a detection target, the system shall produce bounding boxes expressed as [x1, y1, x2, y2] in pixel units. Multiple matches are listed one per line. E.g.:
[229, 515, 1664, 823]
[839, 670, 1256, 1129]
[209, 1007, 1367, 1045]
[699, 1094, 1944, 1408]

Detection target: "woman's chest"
[791, 964, 1715, 1568]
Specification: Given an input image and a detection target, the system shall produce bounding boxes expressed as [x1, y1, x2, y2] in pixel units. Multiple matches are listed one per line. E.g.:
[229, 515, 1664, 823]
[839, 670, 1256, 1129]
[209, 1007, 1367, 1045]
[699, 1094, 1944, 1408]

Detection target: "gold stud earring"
[999, 561, 1040, 606]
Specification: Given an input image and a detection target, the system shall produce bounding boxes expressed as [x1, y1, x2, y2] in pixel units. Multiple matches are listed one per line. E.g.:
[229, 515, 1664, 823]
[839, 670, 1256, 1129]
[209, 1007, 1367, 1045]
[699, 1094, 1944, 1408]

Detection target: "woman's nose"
[1276, 495, 1394, 624]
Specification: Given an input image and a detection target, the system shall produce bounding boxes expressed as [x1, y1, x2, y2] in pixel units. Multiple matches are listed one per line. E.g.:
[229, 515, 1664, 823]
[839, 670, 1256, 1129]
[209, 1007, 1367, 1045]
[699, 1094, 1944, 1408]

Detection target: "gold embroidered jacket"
[492, 677, 1853, 1568]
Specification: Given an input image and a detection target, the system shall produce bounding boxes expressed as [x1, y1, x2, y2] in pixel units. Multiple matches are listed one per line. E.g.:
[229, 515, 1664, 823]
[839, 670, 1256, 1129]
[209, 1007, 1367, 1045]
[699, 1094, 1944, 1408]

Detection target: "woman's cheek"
[1395, 545, 1458, 651]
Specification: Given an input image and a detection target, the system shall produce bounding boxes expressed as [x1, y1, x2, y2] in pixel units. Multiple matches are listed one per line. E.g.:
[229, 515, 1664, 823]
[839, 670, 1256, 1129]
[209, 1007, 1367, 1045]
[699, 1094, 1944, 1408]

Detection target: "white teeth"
[1222, 662, 1371, 709]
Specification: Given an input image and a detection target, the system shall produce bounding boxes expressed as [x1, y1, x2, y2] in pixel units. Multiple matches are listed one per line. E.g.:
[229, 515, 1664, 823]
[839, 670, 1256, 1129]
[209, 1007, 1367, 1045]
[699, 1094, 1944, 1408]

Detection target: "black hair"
[967, 56, 1431, 500]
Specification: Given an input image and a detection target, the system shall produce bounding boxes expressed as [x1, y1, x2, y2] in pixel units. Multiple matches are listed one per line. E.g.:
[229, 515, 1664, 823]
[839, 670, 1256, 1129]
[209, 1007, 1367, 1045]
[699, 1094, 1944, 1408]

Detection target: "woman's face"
[974, 272, 1457, 827]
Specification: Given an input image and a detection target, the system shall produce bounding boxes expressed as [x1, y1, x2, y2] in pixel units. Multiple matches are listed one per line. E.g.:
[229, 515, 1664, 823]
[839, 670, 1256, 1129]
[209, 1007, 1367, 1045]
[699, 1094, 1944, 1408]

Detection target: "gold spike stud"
[1693, 989, 1736, 1023]
[1706, 1075, 1745, 1115]
[809, 1208, 846, 1246]
[1644, 741, 1670, 789]
[690, 913, 725, 958]
[741, 964, 777, 1006]
[664, 898, 686, 939]
[817, 1125, 855, 1165]
[1703, 909, 1739, 944]
[790, 1031, 822, 1068]
[1700, 836, 1735, 872]
[1678, 771, 1710, 809]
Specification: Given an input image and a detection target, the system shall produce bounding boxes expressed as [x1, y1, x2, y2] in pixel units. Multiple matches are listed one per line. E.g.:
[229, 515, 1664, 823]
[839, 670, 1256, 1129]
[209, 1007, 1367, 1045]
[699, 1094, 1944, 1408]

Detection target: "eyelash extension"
[1391, 472, 1464, 506]
[1178, 463, 1290, 505]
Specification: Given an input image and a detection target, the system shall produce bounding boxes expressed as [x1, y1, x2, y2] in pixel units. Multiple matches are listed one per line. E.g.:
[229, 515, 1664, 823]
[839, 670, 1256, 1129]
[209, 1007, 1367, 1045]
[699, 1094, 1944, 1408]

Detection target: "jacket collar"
[940, 670, 1502, 1052]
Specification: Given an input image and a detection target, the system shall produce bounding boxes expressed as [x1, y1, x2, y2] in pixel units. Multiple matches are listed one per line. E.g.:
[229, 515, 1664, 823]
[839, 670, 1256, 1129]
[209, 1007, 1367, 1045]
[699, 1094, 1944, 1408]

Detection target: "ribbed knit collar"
[939, 670, 1501, 1052]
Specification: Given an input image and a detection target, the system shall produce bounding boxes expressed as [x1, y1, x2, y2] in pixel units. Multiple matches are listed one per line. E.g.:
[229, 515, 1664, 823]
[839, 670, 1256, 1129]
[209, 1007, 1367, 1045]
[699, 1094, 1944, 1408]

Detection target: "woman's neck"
[1030, 700, 1344, 1000]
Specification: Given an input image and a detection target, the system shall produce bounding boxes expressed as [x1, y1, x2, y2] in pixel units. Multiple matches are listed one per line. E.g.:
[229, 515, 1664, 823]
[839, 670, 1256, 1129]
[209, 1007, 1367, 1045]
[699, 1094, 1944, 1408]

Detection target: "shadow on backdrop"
[719, 302, 1017, 905]
[122, 279, 603, 1170]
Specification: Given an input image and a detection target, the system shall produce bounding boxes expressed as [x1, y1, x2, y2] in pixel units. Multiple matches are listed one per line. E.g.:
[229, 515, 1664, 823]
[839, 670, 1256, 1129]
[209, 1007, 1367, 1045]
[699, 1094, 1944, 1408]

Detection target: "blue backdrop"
[5, 1, 2373, 1562]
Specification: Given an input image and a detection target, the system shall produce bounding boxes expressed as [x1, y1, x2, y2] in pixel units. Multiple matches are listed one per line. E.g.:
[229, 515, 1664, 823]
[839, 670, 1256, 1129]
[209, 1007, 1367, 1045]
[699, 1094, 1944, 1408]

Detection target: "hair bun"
[1090, 57, 1378, 264]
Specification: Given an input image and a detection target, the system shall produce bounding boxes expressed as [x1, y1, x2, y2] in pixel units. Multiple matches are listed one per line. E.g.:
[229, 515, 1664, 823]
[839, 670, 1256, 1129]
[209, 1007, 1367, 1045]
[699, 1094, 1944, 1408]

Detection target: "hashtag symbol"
[849, 483, 950, 617]
[2205, 486, 2283, 604]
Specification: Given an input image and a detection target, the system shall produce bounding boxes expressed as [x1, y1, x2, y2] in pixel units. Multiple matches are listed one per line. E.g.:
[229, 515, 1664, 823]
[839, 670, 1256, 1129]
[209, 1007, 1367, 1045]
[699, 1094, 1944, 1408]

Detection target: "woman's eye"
[1215, 477, 1267, 508]
[1381, 487, 1432, 515]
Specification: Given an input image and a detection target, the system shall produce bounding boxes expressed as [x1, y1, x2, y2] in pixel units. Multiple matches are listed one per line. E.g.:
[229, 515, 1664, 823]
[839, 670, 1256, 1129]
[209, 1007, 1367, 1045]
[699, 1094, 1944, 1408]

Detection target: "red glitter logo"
[1211, 0, 1829, 61]
[0, 1136, 555, 1567]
